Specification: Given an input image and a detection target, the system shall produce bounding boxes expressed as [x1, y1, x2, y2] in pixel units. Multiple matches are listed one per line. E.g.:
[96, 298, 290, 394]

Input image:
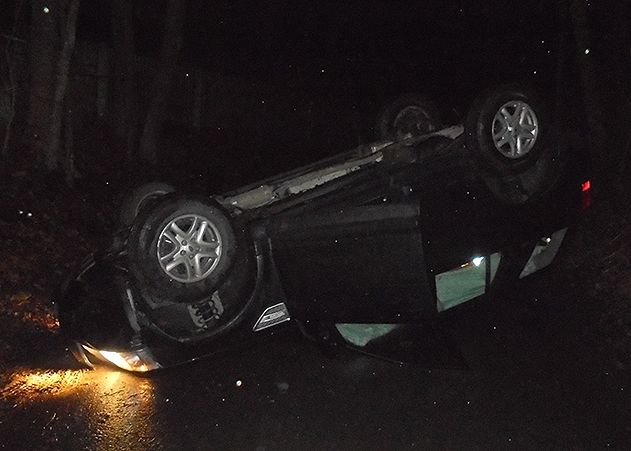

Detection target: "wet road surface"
[1, 201, 631, 450]
[2, 291, 631, 449]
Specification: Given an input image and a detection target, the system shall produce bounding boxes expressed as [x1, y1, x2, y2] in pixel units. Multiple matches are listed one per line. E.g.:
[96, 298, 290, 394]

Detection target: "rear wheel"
[466, 85, 549, 174]
[466, 85, 562, 204]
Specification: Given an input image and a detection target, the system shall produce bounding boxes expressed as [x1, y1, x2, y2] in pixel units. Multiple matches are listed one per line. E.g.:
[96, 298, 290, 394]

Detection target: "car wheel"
[377, 93, 442, 141]
[466, 85, 549, 174]
[466, 85, 561, 204]
[128, 195, 239, 303]
[120, 182, 175, 227]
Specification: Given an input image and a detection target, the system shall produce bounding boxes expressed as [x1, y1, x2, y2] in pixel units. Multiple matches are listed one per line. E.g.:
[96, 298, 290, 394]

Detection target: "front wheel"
[119, 182, 175, 228]
[376, 93, 442, 141]
[127, 195, 239, 303]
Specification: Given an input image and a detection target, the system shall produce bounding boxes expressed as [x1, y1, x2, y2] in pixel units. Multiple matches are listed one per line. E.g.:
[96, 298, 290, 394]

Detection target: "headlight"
[79, 343, 162, 372]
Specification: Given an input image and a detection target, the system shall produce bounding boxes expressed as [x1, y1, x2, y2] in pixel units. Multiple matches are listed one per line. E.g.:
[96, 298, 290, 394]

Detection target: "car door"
[267, 163, 435, 323]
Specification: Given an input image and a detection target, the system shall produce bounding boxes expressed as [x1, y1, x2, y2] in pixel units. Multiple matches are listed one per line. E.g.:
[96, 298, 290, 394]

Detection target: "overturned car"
[56, 85, 591, 372]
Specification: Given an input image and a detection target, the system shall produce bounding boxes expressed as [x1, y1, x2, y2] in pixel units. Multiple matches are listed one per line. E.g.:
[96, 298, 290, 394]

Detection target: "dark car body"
[55, 127, 590, 372]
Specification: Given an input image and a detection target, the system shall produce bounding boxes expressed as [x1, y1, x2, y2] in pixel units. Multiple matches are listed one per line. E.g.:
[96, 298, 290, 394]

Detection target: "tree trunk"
[96, 43, 109, 119]
[600, 3, 631, 184]
[45, 0, 79, 176]
[569, 0, 606, 178]
[554, 2, 569, 149]
[62, 101, 75, 186]
[1, 0, 25, 172]
[111, 0, 137, 166]
[192, 68, 203, 129]
[139, 0, 186, 168]
[26, 0, 58, 169]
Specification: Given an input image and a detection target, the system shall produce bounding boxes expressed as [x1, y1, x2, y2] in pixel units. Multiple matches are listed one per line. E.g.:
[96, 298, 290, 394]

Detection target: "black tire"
[466, 85, 549, 174]
[120, 182, 175, 228]
[466, 85, 562, 204]
[474, 154, 562, 205]
[376, 93, 442, 141]
[127, 195, 239, 303]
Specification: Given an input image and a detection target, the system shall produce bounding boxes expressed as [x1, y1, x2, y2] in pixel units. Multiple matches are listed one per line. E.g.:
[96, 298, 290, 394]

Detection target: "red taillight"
[581, 180, 592, 210]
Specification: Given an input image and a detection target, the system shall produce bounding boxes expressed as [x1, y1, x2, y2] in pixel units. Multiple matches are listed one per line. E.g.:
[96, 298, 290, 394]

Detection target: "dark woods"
[0, 0, 629, 191]
[1, 0, 189, 185]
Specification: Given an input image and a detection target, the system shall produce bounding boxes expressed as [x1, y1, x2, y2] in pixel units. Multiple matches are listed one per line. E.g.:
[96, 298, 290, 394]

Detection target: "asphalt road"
[1, 199, 631, 450]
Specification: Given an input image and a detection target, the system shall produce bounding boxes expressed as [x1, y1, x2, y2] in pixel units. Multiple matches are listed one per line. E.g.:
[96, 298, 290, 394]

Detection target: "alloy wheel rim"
[156, 214, 222, 283]
[491, 100, 539, 159]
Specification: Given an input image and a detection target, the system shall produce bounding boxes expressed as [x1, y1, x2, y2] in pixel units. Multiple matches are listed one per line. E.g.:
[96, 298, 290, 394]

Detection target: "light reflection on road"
[1, 367, 158, 449]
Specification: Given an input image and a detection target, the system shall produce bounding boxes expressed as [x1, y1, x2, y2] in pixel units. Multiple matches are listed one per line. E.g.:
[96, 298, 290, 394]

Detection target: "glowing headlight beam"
[81, 344, 161, 373]
[99, 351, 136, 372]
